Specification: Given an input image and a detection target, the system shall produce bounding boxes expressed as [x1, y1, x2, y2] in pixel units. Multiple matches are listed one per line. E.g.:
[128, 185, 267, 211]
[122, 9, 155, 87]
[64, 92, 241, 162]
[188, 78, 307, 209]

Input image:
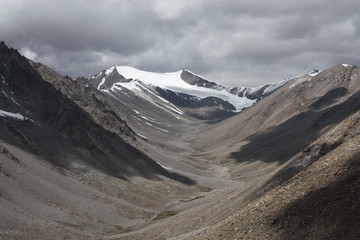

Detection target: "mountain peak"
[86, 65, 256, 116]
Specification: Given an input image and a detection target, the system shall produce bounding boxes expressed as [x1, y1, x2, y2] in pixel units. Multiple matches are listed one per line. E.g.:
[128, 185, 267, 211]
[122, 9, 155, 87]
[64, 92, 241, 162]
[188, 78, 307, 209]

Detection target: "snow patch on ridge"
[97, 77, 106, 90]
[308, 70, 320, 77]
[105, 66, 115, 75]
[0, 110, 28, 121]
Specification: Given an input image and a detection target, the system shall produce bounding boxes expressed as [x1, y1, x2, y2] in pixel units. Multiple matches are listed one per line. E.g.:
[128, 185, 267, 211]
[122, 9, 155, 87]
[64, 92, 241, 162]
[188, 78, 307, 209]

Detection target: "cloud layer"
[2, 0, 360, 86]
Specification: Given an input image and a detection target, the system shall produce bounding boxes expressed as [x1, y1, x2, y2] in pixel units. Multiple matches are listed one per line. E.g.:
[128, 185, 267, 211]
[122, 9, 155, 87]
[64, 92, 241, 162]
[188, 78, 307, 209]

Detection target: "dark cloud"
[1, 0, 360, 87]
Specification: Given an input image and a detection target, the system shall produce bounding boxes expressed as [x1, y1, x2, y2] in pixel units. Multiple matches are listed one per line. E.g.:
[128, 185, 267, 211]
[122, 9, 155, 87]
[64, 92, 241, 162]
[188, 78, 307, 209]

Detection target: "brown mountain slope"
[189, 64, 359, 150]
[185, 65, 360, 178]
[193, 107, 360, 240]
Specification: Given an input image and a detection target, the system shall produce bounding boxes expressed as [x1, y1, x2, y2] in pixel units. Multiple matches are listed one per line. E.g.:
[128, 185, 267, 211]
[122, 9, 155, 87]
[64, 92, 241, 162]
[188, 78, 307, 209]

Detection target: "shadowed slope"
[230, 89, 360, 164]
[0, 41, 194, 184]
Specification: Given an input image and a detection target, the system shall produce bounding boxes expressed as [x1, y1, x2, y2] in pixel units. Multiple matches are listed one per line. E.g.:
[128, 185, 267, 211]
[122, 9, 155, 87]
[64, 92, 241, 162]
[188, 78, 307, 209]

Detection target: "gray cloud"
[1, 0, 360, 87]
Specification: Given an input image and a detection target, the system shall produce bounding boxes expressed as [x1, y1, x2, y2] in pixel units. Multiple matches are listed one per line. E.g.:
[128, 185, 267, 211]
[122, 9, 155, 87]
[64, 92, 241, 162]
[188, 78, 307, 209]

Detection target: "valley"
[1, 41, 360, 240]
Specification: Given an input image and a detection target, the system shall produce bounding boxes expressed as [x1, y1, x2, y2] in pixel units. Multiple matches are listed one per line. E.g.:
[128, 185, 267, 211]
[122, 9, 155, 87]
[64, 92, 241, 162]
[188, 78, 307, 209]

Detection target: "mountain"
[1, 40, 360, 240]
[84, 66, 302, 121]
[0, 41, 186, 180]
[0, 42, 198, 239]
[191, 64, 360, 239]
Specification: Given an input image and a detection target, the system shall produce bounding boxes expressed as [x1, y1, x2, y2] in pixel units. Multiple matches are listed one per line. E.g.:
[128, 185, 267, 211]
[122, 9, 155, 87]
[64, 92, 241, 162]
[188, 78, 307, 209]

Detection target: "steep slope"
[29, 61, 136, 142]
[0, 41, 186, 180]
[188, 64, 360, 239]
[194, 101, 360, 240]
[187, 65, 358, 166]
[0, 41, 200, 239]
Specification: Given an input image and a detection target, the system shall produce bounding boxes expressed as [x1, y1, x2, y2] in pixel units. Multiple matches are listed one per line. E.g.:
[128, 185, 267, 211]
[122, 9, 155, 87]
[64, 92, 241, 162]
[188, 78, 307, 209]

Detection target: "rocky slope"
[194, 105, 360, 240]
[190, 64, 360, 239]
[0, 41, 188, 180]
[29, 61, 136, 141]
[0, 41, 199, 239]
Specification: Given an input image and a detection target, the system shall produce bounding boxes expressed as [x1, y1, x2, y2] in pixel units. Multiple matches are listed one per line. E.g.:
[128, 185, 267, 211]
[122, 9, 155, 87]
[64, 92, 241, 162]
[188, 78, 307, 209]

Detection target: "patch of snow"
[162, 103, 183, 115]
[154, 126, 169, 133]
[139, 115, 157, 122]
[242, 89, 246, 98]
[342, 64, 351, 67]
[10, 97, 20, 106]
[111, 85, 123, 92]
[105, 66, 115, 75]
[0, 110, 27, 121]
[144, 85, 171, 103]
[100, 89, 110, 93]
[307, 69, 320, 76]
[156, 161, 172, 171]
[136, 133, 148, 139]
[1, 90, 9, 98]
[246, 85, 264, 95]
[133, 116, 141, 121]
[142, 119, 169, 133]
[154, 102, 183, 116]
[97, 77, 106, 90]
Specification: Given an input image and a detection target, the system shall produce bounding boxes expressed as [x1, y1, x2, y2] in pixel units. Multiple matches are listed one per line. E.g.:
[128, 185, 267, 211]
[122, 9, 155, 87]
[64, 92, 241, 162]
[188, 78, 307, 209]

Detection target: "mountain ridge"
[85, 65, 317, 122]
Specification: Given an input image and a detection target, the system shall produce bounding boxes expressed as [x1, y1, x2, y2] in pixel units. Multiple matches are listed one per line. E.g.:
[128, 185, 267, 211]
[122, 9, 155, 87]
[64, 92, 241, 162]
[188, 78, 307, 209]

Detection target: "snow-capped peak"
[113, 66, 255, 111]
[115, 66, 184, 89]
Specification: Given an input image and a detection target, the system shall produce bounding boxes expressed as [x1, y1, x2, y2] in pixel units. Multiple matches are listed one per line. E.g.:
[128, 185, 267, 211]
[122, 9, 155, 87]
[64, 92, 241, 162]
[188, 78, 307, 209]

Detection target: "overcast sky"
[1, 0, 360, 86]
